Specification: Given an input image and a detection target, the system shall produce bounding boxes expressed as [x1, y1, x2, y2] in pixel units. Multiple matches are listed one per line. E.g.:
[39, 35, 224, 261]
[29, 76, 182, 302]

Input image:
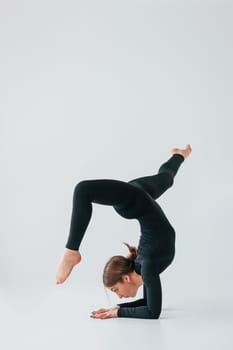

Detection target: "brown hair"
[102, 242, 137, 287]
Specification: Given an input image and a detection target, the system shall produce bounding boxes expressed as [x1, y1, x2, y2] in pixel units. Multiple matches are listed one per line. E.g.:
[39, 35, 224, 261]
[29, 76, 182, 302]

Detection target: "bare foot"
[56, 248, 81, 284]
[171, 144, 192, 159]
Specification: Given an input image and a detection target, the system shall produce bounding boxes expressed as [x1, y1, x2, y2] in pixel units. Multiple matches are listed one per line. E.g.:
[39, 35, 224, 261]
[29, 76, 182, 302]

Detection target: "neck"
[132, 271, 143, 288]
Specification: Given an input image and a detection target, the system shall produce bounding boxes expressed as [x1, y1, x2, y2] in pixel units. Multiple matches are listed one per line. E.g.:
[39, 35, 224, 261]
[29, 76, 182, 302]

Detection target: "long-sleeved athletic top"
[114, 194, 175, 318]
[114, 199, 176, 319]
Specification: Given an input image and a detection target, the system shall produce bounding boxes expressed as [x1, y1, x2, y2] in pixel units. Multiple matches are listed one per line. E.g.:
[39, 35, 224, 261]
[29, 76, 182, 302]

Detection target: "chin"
[126, 292, 136, 298]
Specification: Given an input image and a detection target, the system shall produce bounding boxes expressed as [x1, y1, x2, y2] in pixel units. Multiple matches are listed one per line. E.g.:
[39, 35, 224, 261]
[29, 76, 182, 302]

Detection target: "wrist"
[113, 308, 118, 318]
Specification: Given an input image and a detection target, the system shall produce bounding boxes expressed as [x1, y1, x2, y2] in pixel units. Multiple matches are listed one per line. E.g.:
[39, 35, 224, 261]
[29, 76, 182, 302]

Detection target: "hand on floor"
[90, 306, 119, 319]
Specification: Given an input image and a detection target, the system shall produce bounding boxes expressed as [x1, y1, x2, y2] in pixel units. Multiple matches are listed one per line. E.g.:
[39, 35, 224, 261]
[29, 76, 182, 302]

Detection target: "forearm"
[117, 298, 146, 308]
[117, 305, 161, 319]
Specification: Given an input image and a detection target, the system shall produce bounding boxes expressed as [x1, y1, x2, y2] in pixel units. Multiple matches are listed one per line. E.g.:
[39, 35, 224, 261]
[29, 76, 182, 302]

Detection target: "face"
[108, 275, 138, 299]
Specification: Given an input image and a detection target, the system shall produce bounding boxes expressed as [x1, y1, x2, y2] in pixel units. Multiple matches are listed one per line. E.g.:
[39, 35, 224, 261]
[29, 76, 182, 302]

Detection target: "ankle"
[64, 248, 79, 256]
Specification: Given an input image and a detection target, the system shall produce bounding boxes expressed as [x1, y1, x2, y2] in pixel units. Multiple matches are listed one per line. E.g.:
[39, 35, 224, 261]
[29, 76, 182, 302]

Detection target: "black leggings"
[65, 154, 184, 250]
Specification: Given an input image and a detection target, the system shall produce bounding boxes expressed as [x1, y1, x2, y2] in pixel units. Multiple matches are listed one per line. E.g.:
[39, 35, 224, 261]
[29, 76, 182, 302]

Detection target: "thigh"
[74, 179, 139, 207]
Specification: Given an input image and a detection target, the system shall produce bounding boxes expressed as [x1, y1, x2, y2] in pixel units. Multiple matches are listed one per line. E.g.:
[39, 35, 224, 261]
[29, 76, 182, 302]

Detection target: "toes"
[56, 276, 63, 284]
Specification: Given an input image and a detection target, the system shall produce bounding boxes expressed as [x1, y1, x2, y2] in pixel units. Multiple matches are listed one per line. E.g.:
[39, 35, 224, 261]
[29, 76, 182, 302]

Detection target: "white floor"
[1, 283, 233, 350]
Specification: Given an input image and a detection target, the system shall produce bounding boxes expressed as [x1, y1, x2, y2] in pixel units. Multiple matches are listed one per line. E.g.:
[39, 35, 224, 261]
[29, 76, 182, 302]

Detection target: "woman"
[56, 144, 192, 319]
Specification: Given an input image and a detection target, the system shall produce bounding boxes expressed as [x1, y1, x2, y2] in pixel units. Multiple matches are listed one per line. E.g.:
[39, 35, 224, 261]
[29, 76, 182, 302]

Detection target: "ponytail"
[102, 242, 138, 287]
[122, 242, 137, 261]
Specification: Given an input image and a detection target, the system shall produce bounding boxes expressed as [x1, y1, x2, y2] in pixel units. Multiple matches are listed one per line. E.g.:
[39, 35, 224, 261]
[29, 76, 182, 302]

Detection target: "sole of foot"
[56, 249, 82, 284]
[171, 144, 192, 159]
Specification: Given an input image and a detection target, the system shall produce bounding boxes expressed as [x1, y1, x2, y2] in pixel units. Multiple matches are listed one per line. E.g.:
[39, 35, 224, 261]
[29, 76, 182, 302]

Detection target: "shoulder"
[139, 258, 160, 281]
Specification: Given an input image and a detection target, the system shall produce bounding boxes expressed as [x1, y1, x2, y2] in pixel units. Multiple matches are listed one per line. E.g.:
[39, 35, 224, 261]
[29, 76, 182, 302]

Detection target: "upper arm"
[143, 274, 162, 318]
[140, 260, 162, 317]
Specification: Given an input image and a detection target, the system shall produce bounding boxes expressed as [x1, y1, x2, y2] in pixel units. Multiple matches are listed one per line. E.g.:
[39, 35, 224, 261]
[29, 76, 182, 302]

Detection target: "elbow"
[150, 313, 160, 319]
[153, 314, 160, 319]
[148, 308, 161, 319]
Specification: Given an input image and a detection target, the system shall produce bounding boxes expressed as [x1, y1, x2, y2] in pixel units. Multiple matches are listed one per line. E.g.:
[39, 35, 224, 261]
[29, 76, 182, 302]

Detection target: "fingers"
[91, 308, 107, 315]
[90, 309, 106, 319]
[90, 312, 108, 319]
[90, 307, 117, 319]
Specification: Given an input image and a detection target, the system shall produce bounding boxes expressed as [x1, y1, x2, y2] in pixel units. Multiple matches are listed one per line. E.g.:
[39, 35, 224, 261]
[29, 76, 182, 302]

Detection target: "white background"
[1, 0, 233, 349]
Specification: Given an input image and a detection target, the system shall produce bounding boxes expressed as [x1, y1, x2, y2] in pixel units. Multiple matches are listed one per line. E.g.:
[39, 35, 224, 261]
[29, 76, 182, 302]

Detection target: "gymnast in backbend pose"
[56, 144, 192, 319]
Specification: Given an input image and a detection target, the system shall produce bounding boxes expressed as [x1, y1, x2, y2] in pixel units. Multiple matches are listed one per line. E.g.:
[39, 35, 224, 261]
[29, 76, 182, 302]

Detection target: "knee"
[73, 180, 90, 196]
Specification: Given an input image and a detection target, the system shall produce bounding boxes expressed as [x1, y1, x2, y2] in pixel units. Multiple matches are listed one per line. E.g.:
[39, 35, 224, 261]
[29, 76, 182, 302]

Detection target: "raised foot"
[171, 144, 192, 159]
[56, 248, 82, 284]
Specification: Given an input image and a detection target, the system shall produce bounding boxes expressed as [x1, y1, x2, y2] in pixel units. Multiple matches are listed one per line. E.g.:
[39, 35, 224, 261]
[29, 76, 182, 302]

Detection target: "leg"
[128, 154, 185, 200]
[66, 179, 140, 250]
[128, 143, 192, 199]
[56, 179, 139, 284]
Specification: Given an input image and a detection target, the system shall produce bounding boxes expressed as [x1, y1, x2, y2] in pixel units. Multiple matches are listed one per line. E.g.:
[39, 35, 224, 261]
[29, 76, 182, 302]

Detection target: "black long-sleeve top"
[114, 197, 176, 319]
